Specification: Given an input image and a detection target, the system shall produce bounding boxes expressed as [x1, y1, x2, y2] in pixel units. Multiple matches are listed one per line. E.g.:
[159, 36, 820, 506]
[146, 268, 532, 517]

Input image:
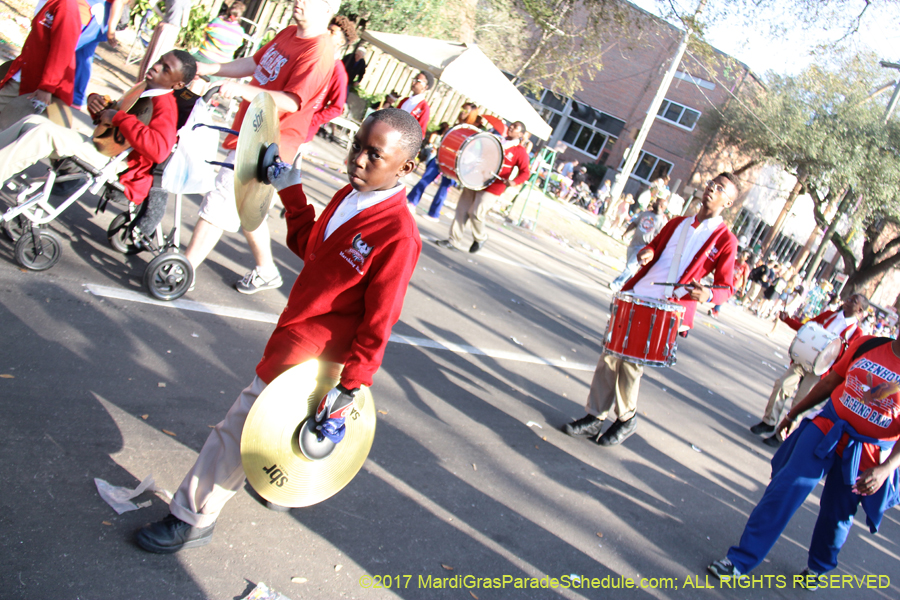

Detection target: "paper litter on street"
[94, 475, 171, 515]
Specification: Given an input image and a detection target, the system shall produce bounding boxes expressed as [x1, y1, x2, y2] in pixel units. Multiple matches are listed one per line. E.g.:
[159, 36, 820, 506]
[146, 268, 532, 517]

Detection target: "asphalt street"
[1, 137, 898, 600]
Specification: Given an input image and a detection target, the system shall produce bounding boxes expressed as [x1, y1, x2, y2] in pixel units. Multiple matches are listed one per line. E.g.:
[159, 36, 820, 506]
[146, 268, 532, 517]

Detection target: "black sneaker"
[135, 514, 215, 554]
[763, 434, 783, 448]
[469, 240, 485, 253]
[596, 415, 637, 446]
[797, 568, 822, 591]
[708, 558, 748, 582]
[434, 239, 457, 251]
[750, 421, 776, 435]
[563, 415, 603, 437]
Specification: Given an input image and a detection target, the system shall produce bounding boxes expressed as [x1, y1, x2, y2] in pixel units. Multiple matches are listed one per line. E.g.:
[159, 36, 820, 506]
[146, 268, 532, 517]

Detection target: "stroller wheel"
[144, 253, 193, 301]
[14, 228, 63, 271]
[107, 212, 142, 255]
[3, 214, 28, 242]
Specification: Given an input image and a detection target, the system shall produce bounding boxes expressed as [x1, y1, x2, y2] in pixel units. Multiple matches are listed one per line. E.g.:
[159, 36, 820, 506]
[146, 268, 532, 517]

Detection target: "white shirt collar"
[345, 184, 404, 210]
[401, 93, 426, 112]
[501, 137, 519, 150]
[140, 88, 173, 98]
[692, 215, 723, 231]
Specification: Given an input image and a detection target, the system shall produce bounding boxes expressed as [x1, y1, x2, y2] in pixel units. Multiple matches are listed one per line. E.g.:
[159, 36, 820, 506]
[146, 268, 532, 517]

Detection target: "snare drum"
[603, 293, 685, 367]
[437, 125, 503, 190]
[789, 322, 842, 375]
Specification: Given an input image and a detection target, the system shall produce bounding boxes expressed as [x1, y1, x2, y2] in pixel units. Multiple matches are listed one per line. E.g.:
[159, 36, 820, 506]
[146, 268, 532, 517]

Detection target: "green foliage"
[339, 0, 469, 38]
[476, 0, 651, 97]
[707, 49, 900, 287]
[177, 6, 212, 51]
[129, 0, 159, 30]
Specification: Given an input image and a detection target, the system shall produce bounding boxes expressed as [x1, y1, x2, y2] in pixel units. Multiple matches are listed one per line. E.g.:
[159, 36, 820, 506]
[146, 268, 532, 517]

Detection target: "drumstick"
[652, 282, 731, 289]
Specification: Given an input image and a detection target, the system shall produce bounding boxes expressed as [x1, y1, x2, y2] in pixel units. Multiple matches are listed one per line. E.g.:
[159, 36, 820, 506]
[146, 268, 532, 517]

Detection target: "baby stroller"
[1, 87, 219, 300]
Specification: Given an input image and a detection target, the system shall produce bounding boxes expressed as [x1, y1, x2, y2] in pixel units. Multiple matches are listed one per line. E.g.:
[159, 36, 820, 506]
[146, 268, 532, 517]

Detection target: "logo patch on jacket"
[340, 233, 373, 274]
[708, 246, 720, 259]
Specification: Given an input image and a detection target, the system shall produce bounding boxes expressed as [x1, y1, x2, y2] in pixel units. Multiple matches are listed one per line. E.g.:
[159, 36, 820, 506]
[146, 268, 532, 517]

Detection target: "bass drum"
[437, 125, 502, 190]
[789, 322, 842, 375]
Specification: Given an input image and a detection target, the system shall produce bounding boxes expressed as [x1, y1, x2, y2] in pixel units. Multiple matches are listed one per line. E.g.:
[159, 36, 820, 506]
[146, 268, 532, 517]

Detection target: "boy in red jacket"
[0, 0, 80, 112]
[563, 173, 740, 446]
[135, 108, 423, 554]
[0, 50, 196, 235]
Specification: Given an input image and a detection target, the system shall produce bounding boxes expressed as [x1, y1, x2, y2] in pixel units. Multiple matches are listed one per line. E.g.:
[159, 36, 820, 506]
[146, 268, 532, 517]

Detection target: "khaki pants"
[449, 187, 500, 246]
[585, 354, 643, 422]
[0, 80, 21, 116]
[761, 362, 819, 426]
[0, 115, 107, 185]
[170, 361, 343, 528]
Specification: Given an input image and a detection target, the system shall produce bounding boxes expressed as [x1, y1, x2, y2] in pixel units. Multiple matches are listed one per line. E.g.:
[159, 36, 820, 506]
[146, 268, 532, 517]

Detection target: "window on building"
[627, 151, 673, 183]
[560, 100, 621, 159]
[656, 99, 701, 130]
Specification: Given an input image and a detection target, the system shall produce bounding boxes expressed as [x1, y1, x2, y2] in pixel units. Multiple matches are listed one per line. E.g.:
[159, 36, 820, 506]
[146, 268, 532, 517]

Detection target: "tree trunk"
[842, 237, 900, 296]
[761, 173, 806, 258]
[804, 188, 855, 284]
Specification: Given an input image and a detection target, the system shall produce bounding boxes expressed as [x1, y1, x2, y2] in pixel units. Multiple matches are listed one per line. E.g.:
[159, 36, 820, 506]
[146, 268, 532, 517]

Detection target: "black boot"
[135, 514, 215, 554]
[596, 415, 638, 446]
[563, 415, 604, 437]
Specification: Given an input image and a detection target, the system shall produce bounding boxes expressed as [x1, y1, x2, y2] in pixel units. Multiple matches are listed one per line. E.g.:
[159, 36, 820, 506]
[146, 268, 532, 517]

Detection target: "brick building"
[525, 2, 762, 201]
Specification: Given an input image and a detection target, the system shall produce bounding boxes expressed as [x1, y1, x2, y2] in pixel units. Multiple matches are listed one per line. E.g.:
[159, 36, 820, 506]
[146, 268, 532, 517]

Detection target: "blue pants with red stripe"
[727, 422, 862, 574]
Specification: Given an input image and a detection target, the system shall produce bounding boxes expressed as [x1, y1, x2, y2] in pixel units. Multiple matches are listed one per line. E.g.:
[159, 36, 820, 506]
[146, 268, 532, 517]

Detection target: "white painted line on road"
[85, 284, 598, 372]
[85, 284, 278, 324]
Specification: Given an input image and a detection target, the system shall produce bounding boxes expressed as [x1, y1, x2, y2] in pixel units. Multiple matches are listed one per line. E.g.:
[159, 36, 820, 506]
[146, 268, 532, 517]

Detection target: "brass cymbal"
[240, 359, 376, 508]
[234, 92, 280, 232]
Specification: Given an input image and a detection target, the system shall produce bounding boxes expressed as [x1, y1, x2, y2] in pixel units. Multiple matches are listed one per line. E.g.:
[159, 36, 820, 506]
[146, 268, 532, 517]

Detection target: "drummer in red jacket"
[750, 293, 868, 447]
[563, 173, 740, 446]
[134, 108, 423, 553]
[435, 121, 531, 253]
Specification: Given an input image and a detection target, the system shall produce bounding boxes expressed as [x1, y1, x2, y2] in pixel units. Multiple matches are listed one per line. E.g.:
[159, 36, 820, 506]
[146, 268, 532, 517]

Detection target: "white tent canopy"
[360, 31, 552, 140]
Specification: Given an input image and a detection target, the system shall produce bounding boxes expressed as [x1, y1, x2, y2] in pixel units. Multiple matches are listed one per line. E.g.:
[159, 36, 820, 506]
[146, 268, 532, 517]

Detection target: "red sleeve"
[280, 184, 318, 258]
[708, 231, 737, 305]
[781, 315, 805, 330]
[510, 146, 530, 186]
[38, 0, 80, 94]
[112, 95, 177, 164]
[307, 62, 348, 139]
[416, 102, 430, 135]
[339, 235, 421, 390]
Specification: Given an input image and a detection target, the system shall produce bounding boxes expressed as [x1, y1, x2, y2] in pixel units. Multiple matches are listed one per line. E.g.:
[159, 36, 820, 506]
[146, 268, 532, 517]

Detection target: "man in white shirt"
[396, 71, 432, 136]
[563, 173, 741, 446]
[750, 293, 868, 446]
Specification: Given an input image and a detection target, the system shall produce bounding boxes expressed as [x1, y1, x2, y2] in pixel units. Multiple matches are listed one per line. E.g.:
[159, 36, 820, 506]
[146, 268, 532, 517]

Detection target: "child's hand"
[313, 385, 358, 444]
[267, 151, 303, 191]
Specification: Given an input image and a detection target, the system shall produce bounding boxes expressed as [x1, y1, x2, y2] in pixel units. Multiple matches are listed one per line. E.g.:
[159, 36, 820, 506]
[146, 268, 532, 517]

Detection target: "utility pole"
[880, 60, 900, 123]
[608, 0, 708, 204]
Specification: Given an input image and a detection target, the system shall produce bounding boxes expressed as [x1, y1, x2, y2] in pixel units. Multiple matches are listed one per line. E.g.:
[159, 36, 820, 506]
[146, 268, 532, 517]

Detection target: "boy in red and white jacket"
[135, 108, 424, 554]
[397, 71, 433, 135]
[0, 0, 80, 112]
[435, 121, 530, 254]
[751, 293, 868, 445]
[563, 173, 740, 447]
